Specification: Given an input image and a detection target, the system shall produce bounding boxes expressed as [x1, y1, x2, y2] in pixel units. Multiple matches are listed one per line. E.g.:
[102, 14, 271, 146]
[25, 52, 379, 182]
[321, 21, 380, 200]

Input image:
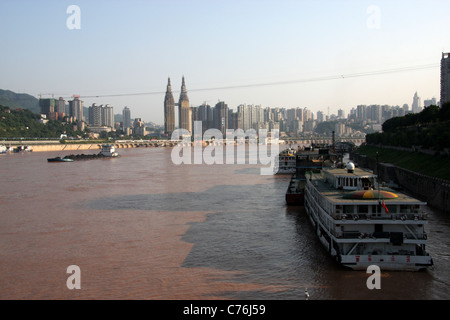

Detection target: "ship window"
[387, 205, 397, 213]
[343, 205, 353, 214]
[400, 205, 410, 213]
[359, 205, 369, 213]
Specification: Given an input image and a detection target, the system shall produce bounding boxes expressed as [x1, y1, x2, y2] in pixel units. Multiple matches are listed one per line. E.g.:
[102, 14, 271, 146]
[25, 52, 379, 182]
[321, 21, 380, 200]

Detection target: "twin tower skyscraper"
[164, 76, 191, 136]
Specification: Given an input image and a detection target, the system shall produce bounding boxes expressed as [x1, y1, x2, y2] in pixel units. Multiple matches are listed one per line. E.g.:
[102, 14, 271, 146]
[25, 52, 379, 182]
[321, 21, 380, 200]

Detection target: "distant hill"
[0, 89, 40, 113]
[1, 90, 125, 123]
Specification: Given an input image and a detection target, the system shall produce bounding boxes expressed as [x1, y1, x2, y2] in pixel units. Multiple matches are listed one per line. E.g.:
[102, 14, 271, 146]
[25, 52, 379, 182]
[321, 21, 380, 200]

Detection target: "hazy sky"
[1, 0, 449, 124]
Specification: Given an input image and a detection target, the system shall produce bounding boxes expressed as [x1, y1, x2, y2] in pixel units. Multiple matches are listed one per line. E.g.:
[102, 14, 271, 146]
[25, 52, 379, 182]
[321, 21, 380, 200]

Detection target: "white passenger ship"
[304, 162, 433, 271]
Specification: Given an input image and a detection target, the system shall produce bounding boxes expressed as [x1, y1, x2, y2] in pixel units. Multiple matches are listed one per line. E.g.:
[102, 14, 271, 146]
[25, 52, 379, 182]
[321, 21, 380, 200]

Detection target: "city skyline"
[1, 0, 448, 124]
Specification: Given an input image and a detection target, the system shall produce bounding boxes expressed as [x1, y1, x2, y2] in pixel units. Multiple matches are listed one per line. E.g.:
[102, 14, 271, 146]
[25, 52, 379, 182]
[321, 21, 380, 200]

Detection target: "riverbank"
[351, 145, 450, 213]
[355, 145, 450, 181]
[0, 141, 174, 152]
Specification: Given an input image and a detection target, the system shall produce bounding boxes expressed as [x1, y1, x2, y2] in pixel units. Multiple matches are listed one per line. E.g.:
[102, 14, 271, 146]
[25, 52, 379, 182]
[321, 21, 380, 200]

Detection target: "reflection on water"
[0, 147, 449, 299]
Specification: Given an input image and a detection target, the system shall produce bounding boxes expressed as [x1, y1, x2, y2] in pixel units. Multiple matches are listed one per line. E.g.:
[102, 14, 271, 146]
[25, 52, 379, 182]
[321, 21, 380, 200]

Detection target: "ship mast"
[376, 152, 381, 212]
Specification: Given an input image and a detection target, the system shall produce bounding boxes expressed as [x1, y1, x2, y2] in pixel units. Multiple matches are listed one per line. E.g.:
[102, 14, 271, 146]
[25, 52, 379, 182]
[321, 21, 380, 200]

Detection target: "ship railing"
[332, 212, 427, 221]
[334, 231, 428, 241]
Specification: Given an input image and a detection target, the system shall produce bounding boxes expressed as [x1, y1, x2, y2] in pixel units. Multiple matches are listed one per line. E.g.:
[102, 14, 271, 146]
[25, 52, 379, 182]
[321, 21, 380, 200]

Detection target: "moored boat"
[275, 148, 297, 174]
[285, 175, 306, 205]
[13, 145, 32, 153]
[304, 162, 433, 271]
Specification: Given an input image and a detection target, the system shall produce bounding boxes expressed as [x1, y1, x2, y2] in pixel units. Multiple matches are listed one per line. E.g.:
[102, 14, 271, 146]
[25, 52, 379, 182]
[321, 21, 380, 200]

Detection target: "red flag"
[382, 200, 389, 213]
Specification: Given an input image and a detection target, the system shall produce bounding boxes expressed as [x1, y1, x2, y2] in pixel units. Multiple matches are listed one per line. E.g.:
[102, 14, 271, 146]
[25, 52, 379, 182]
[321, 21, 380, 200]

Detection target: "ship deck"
[309, 168, 426, 205]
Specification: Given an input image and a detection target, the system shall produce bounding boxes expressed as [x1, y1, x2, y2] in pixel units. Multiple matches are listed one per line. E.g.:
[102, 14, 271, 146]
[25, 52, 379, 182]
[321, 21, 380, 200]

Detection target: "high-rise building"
[402, 104, 409, 114]
[214, 101, 228, 135]
[237, 104, 251, 131]
[367, 105, 382, 123]
[88, 103, 114, 128]
[88, 103, 102, 126]
[196, 103, 210, 133]
[69, 96, 84, 122]
[133, 118, 147, 136]
[102, 104, 114, 128]
[178, 76, 191, 133]
[412, 91, 422, 113]
[39, 98, 59, 120]
[164, 78, 175, 135]
[441, 52, 450, 106]
[55, 97, 66, 117]
[423, 98, 437, 107]
[230, 111, 241, 130]
[316, 111, 324, 123]
[303, 108, 313, 122]
[356, 105, 367, 122]
[39, 98, 55, 115]
[123, 106, 131, 129]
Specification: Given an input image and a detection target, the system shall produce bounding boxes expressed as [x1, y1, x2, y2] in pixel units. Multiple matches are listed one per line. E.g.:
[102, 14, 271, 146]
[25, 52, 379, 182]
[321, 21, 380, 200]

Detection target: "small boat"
[14, 145, 32, 153]
[47, 157, 74, 162]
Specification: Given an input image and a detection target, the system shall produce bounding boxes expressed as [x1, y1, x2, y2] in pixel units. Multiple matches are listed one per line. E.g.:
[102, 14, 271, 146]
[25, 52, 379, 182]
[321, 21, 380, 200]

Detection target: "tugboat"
[98, 144, 119, 157]
[47, 144, 119, 162]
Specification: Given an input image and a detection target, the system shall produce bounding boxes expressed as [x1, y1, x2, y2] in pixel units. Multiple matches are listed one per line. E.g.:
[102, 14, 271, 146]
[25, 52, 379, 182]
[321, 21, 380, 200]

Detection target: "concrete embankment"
[31, 144, 101, 152]
[1, 140, 175, 152]
[350, 152, 450, 213]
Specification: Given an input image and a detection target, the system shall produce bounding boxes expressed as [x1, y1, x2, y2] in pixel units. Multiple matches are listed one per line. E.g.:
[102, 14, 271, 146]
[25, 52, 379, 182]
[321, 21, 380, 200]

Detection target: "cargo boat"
[47, 157, 74, 162]
[285, 175, 306, 205]
[48, 144, 119, 162]
[275, 148, 297, 174]
[285, 148, 329, 206]
[304, 162, 433, 271]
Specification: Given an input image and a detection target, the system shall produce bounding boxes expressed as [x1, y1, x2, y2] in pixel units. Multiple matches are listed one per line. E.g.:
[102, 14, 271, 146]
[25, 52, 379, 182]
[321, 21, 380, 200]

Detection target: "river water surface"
[0, 147, 449, 300]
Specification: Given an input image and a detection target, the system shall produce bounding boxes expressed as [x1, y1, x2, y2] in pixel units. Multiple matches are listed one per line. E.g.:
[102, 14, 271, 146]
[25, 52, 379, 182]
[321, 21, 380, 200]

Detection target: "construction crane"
[38, 93, 55, 99]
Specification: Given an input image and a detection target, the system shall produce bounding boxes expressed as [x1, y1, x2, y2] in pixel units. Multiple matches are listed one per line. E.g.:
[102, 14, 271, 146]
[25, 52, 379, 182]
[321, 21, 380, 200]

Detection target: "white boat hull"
[306, 206, 432, 271]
